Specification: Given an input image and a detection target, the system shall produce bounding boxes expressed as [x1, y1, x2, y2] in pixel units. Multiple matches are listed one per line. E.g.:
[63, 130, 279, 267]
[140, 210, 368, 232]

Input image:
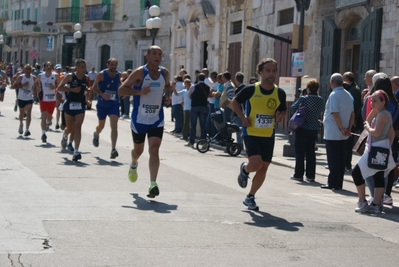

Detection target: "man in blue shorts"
[91, 58, 121, 159]
[119, 45, 171, 198]
[231, 58, 287, 211]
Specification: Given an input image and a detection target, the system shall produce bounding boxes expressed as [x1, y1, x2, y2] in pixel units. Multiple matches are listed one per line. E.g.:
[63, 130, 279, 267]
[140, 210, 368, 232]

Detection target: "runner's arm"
[118, 68, 144, 97]
[91, 72, 104, 97]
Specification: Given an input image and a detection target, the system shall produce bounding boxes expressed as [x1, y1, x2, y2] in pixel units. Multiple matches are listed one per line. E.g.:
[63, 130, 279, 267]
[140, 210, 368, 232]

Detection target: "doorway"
[100, 45, 110, 70]
[344, 18, 361, 81]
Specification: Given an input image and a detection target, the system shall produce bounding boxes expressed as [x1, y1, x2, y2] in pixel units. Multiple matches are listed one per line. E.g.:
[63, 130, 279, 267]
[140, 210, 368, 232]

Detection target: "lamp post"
[146, 5, 162, 45]
[73, 23, 82, 60]
[0, 35, 3, 62]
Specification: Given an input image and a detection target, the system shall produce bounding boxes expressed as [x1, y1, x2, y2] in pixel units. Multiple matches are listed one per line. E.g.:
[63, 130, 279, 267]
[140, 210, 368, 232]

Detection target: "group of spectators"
[169, 68, 258, 148]
[291, 70, 399, 214]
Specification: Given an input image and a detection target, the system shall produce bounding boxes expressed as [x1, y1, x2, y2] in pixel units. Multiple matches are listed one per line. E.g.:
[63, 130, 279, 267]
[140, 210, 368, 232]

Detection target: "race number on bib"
[45, 94, 55, 100]
[140, 104, 159, 117]
[22, 89, 30, 95]
[255, 114, 274, 128]
[69, 102, 82, 110]
[105, 90, 116, 101]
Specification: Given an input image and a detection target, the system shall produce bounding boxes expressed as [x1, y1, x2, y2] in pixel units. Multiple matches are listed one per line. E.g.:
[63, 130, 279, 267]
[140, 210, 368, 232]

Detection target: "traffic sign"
[29, 50, 39, 60]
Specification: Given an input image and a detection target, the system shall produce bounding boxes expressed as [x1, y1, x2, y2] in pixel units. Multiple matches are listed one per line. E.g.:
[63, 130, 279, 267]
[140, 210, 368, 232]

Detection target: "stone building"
[1, 0, 58, 66]
[169, 0, 399, 101]
[55, 0, 171, 72]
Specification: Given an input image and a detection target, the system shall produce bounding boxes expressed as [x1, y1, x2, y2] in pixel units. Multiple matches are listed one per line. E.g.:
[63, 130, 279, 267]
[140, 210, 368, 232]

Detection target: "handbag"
[352, 129, 368, 155]
[288, 103, 307, 131]
[367, 146, 390, 170]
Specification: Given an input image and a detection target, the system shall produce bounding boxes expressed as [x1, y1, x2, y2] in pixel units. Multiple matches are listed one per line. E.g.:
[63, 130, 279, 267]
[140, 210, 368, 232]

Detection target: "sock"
[130, 163, 137, 169]
[243, 164, 249, 175]
[74, 149, 79, 155]
[68, 141, 72, 145]
[247, 194, 254, 198]
[42, 130, 46, 134]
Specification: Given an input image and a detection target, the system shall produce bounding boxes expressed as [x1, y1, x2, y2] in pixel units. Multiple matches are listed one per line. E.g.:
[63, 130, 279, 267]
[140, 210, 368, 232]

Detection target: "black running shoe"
[41, 133, 47, 143]
[72, 153, 82, 162]
[147, 182, 159, 198]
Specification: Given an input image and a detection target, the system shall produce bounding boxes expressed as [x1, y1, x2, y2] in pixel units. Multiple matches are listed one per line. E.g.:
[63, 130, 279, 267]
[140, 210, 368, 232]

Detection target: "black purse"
[367, 146, 390, 170]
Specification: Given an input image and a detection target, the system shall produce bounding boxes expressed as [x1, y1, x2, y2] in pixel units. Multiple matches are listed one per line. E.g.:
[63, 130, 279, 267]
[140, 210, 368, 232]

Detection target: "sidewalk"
[162, 106, 397, 194]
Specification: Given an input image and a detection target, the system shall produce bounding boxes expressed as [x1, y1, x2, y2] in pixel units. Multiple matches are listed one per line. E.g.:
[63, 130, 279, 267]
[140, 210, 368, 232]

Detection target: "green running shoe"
[147, 182, 159, 198]
[128, 167, 138, 183]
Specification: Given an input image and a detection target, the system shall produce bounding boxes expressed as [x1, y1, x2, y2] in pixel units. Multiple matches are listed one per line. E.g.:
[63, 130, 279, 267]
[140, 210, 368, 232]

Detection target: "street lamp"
[146, 5, 162, 45]
[0, 35, 4, 62]
[73, 23, 82, 60]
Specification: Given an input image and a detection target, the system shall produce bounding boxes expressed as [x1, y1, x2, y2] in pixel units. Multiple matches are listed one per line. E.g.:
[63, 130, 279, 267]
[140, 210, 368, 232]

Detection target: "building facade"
[1, 0, 58, 66]
[169, 0, 399, 101]
[55, 0, 171, 72]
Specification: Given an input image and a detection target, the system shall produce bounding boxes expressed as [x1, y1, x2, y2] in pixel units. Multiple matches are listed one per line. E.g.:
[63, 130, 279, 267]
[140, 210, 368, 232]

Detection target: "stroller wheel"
[196, 139, 210, 153]
[226, 143, 242, 156]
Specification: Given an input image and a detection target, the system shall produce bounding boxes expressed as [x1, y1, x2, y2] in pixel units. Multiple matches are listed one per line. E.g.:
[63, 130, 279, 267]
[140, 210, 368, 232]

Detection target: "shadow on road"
[34, 143, 57, 149]
[243, 210, 303, 231]
[94, 156, 124, 166]
[60, 157, 90, 167]
[121, 193, 178, 214]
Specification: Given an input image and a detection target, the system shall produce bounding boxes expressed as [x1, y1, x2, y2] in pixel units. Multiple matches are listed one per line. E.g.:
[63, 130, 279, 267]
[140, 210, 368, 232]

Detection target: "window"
[278, 8, 294, 26]
[35, 8, 38, 21]
[231, 20, 242, 35]
[27, 8, 30, 20]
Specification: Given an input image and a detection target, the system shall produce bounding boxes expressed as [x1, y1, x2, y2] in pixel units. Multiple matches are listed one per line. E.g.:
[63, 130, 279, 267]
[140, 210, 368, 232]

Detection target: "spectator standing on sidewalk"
[171, 75, 184, 134]
[321, 73, 354, 190]
[232, 72, 246, 148]
[120, 69, 132, 118]
[173, 79, 192, 141]
[186, 73, 210, 148]
[290, 79, 324, 182]
[342, 72, 362, 171]
[88, 67, 98, 100]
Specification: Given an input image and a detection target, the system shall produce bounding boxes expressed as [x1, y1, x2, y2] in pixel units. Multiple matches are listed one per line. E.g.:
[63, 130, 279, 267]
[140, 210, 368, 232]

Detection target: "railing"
[56, 7, 83, 23]
[5, 19, 23, 32]
[124, 9, 150, 29]
[85, 4, 114, 21]
[0, 9, 9, 20]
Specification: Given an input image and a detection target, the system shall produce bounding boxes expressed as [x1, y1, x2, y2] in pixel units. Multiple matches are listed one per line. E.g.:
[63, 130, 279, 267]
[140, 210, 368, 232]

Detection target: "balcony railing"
[85, 4, 114, 21]
[56, 7, 83, 23]
[5, 19, 23, 33]
[0, 9, 9, 21]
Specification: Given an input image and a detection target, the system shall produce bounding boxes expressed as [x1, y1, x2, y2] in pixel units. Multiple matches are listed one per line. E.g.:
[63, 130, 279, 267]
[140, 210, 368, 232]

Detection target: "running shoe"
[68, 142, 74, 152]
[14, 105, 17, 112]
[92, 132, 99, 147]
[41, 133, 47, 143]
[355, 200, 368, 213]
[364, 203, 381, 214]
[18, 124, 23, 134]
[147, 182, 159, 198]
[23, 130, 30, 137]
[243, 196, 259, 210]
[383, 194, 393, 206]
[237, 162, 249, 188]
[61, 136, 67, 149]
[55, 123, 60, 130]
[128, 167, 138, 183]
[110, 149, 119, 159]
[290, 175, 303, 182]
[72, 153, 82, 162]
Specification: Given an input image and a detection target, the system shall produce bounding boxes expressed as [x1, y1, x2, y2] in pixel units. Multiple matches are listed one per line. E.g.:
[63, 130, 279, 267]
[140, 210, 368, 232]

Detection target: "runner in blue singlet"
[119, 45, 171, 198]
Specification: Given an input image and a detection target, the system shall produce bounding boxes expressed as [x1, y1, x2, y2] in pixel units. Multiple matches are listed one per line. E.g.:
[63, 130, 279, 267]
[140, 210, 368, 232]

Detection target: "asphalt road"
[0, 88, 398, 267]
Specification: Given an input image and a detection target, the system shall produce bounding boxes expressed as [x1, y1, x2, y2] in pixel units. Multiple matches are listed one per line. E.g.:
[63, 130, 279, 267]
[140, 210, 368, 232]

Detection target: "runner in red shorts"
[34, 61, 60, 143]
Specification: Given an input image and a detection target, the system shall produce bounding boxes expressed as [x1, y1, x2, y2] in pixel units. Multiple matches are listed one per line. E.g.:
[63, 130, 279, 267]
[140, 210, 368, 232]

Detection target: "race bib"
[22, 89, 30, 95]
[140, 104, 159, 117]
[69, 102, 82, 110]
[105, 90, 116, 101]
[254, 114, 274, 128]
[45, 94, 55, 101]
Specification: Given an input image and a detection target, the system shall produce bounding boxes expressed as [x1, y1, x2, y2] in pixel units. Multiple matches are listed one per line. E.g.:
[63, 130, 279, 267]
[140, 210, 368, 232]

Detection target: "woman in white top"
[351, 90, 396, 214]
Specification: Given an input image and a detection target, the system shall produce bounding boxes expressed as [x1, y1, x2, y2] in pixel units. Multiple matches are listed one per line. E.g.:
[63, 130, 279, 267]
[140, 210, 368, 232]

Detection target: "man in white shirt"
[88, 67, 98, 100]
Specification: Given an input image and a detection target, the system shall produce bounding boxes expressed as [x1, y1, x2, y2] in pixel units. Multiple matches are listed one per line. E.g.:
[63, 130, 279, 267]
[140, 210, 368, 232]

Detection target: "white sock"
[74, 149, 79, 155]
[130, 163, 137, 169]
[42, 130, 46, 134]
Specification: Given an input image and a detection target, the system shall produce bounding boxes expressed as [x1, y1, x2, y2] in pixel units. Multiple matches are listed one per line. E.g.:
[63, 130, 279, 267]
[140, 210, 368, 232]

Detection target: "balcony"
[5, 19, 24, 35]
[56, 7, 83, 30]
[125, 9, 150, 31]
[0, 9, 8, 22]
[85, 4, 114, 29]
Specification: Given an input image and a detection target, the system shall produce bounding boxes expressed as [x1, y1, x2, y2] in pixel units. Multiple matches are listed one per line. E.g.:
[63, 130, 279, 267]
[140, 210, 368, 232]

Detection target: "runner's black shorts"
[244, 135, 275, 162]
[131, 127, 164, 144]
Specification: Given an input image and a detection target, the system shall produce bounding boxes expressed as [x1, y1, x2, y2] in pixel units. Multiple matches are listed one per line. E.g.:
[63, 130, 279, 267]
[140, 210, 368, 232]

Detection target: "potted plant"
[24, 20, 32, 25]
[47, 21, 53, 26]
[31, 21, 37, 25]
[33, 26, 41, 32]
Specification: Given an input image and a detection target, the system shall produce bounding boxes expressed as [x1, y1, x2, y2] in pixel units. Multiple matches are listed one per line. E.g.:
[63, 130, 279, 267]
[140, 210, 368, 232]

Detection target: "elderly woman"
[290, 80, 324, 182]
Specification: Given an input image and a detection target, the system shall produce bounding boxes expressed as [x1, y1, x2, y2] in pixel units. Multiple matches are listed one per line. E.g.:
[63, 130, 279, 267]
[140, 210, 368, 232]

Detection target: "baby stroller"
[196, 109, 242, 156]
